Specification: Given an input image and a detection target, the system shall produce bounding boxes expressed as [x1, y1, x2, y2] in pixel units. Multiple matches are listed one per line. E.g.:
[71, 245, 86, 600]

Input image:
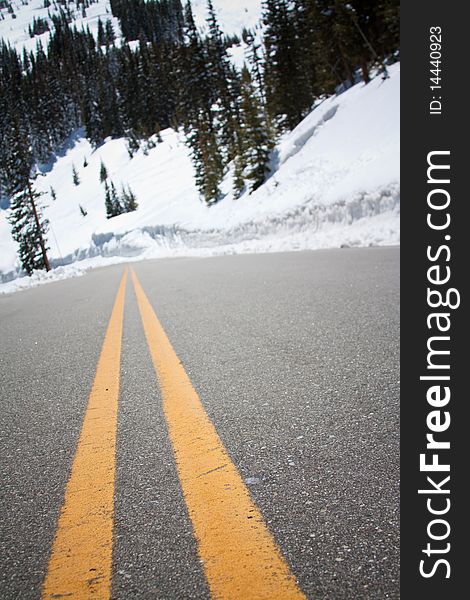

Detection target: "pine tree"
[110, 181, 122, 215]
[173, 1, 212, 128]
[97, 18, 106, 46]
[79, 204, 88, 216]
[72, 164, 80, 185]
[99, 160, 108, 183]
[205, 0, 240, 161]
[121, 184, 138, 212]
[2, 116, 50, 274]
[375, 0, 400, 58]
[233, 154, 246, 198]
[235, 66, 274, 194]
[105, 20, 116, 46]
[187, 116, 225, 205]
[177, 0, 239, 204]
[104, 181, 114, 218]
[126, 130, 140, 157]
[9, 184, 51, 274]
[105, 180, 123, 218]
[83, 84, 106, 148]
[263, 0, 315, 130]
[246, 33, 266, 105]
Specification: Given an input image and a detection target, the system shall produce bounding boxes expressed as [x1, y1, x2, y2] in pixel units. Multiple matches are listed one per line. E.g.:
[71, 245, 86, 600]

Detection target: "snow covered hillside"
[0, 62, 400, 292]
[0, 0, 262, 52]
[192, 0, 262, 35]
[0, 0, 121, 52]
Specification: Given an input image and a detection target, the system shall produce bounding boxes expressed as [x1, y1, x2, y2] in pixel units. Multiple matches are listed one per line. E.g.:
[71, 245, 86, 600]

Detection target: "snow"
[191, 0, 262, 36]
[0, 0, 121, 53]
[0, 63, 400, 294]
[0, 0, 261, 52]
[0, 255, 136, 295]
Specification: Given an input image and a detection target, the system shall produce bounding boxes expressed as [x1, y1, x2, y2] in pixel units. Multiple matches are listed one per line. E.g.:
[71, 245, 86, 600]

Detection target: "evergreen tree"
[174, 1, 213, 128]
[79, 204, 88, 216]
[235, 66, 274, 194]
[126, 130, 140, 157]
[9, 185, 51, 274]
[121, 184, 138, 212]
[97, 18, 106, 46]
[105, 180, 123, 217]
[72, 164, 80, 185]
[2, 118, 50, 274]
[245, 32, 266, 104]
[104, 181, 114, 218]
[292, 0, 399, 92]
[263, 0, 314, 130]
[110, 181, 122, 215]
[233, 153, 246, 198]
[83, 91, 105, 147]
[177, 1, 240, 204]
[204, 0, 240, 161]
[105, 19, 116, 46]
[99, 160, 108, 183]
[186, 115, 225, 205]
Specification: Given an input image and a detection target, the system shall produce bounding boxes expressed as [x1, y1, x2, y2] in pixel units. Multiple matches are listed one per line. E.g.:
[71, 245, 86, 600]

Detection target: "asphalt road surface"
[0, 247, 400, 600]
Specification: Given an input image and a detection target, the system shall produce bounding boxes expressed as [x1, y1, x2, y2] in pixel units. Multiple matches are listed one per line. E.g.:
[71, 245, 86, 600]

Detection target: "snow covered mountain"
[0, 0, 262, 51]
[0, 1, 399, 293]
[0, 0, 120, 52]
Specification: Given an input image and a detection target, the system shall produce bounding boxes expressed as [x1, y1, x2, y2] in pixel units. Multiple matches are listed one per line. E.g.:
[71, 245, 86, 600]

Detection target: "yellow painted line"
[131, 269, 306, 600]
[42, 269, 128, 600]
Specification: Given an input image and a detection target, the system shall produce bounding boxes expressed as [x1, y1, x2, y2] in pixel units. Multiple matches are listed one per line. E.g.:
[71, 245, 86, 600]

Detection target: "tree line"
[0, 0, 399, 274]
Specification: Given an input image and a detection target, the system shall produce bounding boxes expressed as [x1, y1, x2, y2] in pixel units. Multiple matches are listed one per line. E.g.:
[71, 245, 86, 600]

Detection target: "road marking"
[42, 269, 128, 600]
[131, 269, 306, 600]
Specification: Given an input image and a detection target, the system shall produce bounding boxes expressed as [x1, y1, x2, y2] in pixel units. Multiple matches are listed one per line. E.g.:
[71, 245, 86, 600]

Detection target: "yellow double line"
[43, 268, 306, 600]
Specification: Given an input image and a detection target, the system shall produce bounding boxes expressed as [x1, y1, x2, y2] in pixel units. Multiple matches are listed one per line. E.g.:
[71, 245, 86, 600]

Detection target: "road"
[0, 247, 399, 600]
